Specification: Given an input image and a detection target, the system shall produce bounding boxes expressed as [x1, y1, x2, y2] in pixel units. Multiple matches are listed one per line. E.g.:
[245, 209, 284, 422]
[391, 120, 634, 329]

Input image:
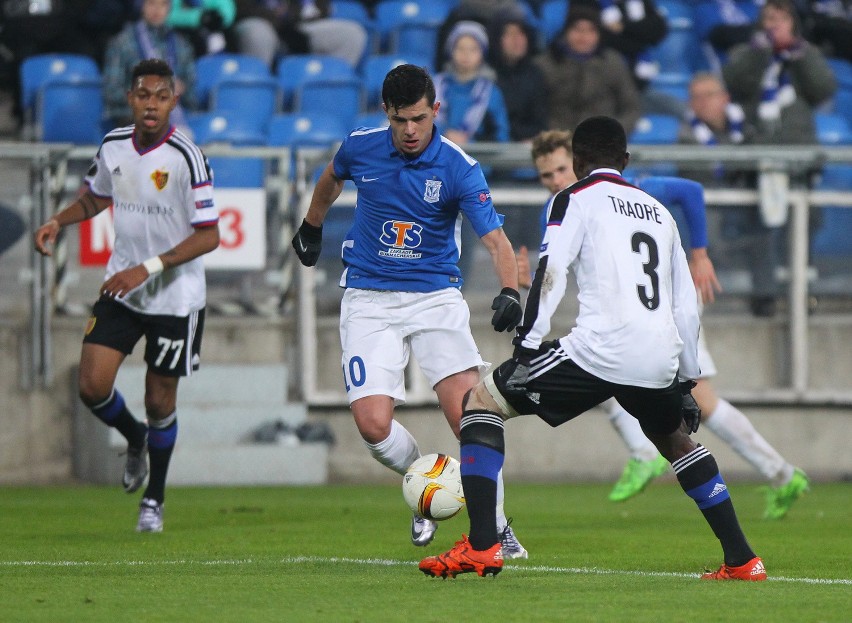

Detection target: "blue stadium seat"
[39, 78, 103, 144]
[629, 114, 682, 144]
[187, 111, 268, 146]
[374, 0, 453, 53]
[826, 57, 852, 90]
[331, 0, 380, 54]
[656, 0, 695, 30]
[293, 79, 364, 130]
[814, 112, 852, 145]
[538, 0, 569, 44]
[353, 111, 390, 130]
[647, 29, 703, 75]
[195, 53, 272, 108]
[267, 113, 347, 148]
[361, 53, 432, 109]
[211, 77, 280, 133]
[207, 156, 266, 188]
[812, 164, 852, 257]
[649, 72, 691, 103]
[276, 54, 357, 110]
[20, 54, 101, 136]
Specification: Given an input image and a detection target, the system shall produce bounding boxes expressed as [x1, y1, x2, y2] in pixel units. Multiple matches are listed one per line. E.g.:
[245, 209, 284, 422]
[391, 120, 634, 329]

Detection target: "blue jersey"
[332, 125, 503, 292]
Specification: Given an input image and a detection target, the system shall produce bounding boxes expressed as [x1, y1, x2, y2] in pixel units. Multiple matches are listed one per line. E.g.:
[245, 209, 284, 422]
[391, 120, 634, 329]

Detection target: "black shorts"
[83, 296, 205, 377]
[493, 341, 683, 436]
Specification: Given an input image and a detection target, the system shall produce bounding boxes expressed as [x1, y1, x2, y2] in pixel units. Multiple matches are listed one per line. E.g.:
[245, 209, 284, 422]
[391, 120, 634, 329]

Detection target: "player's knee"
[78, 375, 109, 407]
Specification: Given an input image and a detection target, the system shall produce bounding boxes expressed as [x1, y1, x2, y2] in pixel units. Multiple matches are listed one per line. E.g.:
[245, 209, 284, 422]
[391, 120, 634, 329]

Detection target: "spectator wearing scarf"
[722, 0, 836, 144]
[103, 0, 197, 129]
[434, 20, 510, 145]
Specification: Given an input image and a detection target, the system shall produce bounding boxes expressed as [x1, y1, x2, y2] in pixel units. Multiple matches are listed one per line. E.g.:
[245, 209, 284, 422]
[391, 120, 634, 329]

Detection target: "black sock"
[142, 412, 178, 504]
[90, 389, 146, 449]
[673, 445, 756, 567]
[459, 411, 505, 551]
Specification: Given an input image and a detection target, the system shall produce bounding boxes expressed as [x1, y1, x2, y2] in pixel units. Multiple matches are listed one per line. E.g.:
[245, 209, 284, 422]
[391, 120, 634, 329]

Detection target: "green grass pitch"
[1, 481, 849, 622]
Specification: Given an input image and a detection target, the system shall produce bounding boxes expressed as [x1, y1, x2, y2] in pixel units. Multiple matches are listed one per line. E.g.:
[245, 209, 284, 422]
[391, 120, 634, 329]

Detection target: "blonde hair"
[531, 129, 573, 162]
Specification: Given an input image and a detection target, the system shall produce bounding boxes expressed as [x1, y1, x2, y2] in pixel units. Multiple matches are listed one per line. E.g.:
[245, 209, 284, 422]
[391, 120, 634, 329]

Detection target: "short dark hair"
[130, 58, 175, 90]
[381, 64, 435, 111]
[572, 116, 627, 168]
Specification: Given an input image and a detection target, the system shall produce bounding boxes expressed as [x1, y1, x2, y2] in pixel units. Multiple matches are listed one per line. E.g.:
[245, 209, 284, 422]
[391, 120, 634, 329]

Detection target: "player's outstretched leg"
[421, 409, 506, 578]
[672, 444, 766, 581]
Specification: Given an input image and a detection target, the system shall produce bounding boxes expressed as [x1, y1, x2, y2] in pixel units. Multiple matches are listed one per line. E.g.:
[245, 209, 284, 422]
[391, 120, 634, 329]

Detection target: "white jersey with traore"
[518, 168, 701, 388]
[86, 126, 218, 316]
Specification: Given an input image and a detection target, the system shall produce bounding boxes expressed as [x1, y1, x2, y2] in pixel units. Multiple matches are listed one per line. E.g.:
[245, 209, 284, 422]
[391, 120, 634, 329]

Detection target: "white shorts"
[339, 288, 487, 404]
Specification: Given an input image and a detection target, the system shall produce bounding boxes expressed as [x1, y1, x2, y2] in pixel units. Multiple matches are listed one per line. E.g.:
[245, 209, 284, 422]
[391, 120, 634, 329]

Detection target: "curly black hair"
[130, 58, 175, 90]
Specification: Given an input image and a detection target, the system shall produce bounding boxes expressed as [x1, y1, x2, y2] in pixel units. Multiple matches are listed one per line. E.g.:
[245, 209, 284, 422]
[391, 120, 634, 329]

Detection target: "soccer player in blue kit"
[420, 116, 766, 581]
[291, 64, 527, 555]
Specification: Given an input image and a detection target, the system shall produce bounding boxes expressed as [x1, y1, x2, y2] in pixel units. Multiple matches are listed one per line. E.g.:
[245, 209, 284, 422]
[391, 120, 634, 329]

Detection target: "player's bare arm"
[34, 191, 112, 256]
[481, 227, 520, 292]
[100, 225, 219, 299]
[688, 247, 722, 304]
[304, 162, 344, 227]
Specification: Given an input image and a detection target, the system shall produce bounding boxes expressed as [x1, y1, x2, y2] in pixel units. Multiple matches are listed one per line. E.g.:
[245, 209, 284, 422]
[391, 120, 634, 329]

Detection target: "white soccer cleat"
[500, 521, 528, 560]
[122, 435, 148, 494]
[411, 513, 438, 546]
[136, 497, 163, 533]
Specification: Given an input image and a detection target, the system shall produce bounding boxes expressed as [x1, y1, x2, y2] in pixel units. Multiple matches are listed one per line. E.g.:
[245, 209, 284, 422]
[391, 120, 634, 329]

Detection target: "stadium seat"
[20, 54, 101, 138]
[38, 78, 103, 144]
[647, 29, 702, 75]
[207, 156, 266, 188]
[276, 54, 357, 110]
[656, 0, 695, 30]
[814, 112, 852, 145]
[649, 72, 691, 103]
[293, 79, 364, 130]
[211, 77, 280, 133]
[373, 0, 453, 53]
[361, 53, 432, 109]
[629, 114, 682, 144]
[187, 111, 268, 146]
[195, 53, 272, 108]
[267, 113, 347, 148]
[331, 0, 380, 54]
[353, 111, 390, 130]
[812, 164, 852, 257]
[827, 57, 852, 90]
[538, 0, 569, 44]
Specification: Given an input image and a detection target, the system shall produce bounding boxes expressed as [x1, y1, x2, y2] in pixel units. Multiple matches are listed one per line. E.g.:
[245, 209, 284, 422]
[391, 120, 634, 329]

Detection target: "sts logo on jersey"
[150, 169, 169, 191]
[379, 220, 423, 259]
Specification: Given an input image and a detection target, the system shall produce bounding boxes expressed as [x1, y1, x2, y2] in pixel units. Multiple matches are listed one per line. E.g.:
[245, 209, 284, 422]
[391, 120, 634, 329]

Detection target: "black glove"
[680, 380, 701, 434]
[200, 9, 224, 31]
[502, 359, 530, 395]
[292, 219, 323, 266]
[491, 287, 522, 332]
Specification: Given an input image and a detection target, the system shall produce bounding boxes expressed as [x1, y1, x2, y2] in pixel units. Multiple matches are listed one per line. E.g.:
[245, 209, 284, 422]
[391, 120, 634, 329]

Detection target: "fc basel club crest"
[85, 316, 96, 336]
[151, 169, 169, 190]
[423, 179, 442, 203]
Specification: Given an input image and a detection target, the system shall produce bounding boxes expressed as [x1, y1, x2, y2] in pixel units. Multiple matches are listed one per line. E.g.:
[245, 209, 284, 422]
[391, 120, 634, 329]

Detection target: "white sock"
[604, 398, 658, 461]
[704, 399, 794, 487]
[364, 419, 421, 476]
[496, 469, 507, 531]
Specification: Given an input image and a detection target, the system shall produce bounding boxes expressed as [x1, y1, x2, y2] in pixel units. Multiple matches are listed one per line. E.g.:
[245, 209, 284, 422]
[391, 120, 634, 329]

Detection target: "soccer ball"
[402, 453, 466, 521]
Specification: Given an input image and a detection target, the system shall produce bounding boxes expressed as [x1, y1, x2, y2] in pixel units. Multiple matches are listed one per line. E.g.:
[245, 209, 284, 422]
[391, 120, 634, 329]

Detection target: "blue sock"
[143, 411, 178, 504]
[90, 389, 146, 448]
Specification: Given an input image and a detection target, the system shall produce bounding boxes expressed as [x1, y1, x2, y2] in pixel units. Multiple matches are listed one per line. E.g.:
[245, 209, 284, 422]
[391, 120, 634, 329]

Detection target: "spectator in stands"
[435, 21, 510, 145]
[535, 5, 642, 133]
[490, 8, 549, 142]
[233, 0, 367, 69]
[103, 0, 197, 130]
[168, 0, 236, 56]
[722, 0, 836, 315]
[801, 0, 852, 62]
[433, 0, 526, 72]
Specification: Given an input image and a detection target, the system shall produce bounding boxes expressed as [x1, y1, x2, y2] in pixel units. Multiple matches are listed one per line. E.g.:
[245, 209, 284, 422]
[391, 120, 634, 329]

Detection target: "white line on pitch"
[2, 557, 849, 586]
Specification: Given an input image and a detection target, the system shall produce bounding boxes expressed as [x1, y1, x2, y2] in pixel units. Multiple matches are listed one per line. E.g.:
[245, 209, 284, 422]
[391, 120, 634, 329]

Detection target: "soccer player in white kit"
[291, 64, 527, 556]
[420, 116, 766, 581]
[34, 59, 219, 532]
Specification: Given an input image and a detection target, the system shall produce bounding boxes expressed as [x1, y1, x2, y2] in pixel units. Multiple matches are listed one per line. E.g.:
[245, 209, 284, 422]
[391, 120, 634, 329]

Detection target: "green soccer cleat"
[763, 468, 810, 519]
[608, 454, 669, 502]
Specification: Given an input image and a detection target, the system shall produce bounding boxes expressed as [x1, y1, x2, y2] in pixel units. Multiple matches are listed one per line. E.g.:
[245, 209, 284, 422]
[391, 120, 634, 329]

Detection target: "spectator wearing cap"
[490, 9, 549, 142]
[534, 5, 642, 133]
[434, 20, 511, 145]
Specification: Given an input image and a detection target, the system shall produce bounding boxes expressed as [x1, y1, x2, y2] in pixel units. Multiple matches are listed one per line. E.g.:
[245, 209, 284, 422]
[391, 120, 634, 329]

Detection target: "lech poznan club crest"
[151, 169, 169, 190]
[423, 179, 442, 203]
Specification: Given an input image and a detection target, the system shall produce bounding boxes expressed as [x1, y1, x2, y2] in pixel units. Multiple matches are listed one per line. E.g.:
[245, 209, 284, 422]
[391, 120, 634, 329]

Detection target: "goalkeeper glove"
[491, 287, 522, 332]
[680, 380, 701, 434]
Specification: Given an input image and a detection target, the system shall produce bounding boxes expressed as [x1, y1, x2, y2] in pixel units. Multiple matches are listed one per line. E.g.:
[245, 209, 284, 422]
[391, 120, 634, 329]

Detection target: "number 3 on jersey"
[343, 356, 366, 391]
[631, 232, 660, 310]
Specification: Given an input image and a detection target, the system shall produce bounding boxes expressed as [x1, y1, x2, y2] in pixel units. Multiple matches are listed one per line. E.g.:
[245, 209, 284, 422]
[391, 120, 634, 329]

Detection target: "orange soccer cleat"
[419, 535, 504, 579]
[701, 556, 767, 581]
